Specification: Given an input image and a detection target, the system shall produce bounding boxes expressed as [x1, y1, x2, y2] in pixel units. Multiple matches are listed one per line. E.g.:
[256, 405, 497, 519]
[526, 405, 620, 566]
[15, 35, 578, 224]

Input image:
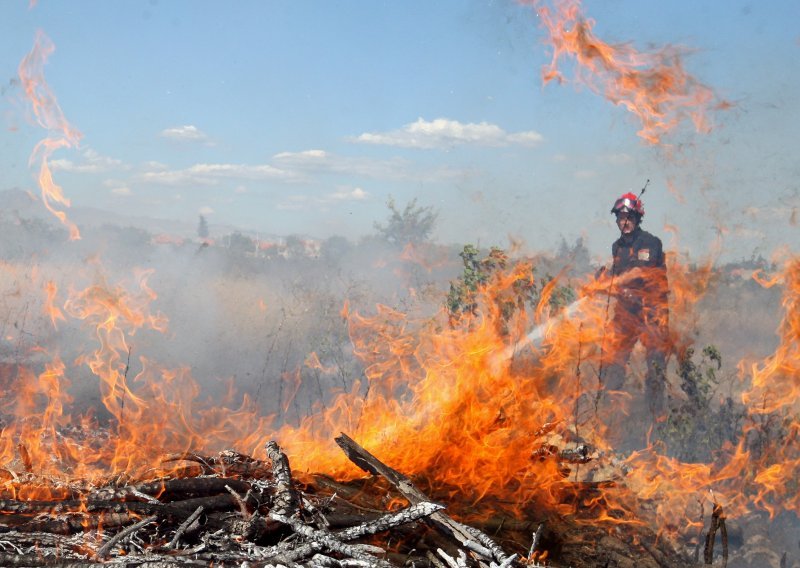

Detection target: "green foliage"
[446, 245, 516, 320]
[545, 272, 577, 310]
[373, 197, 438, 246]
[660, 346, 744, 462]
[445, 245, 575, 333]
[284, 234, 307, 258]
[320, 235, 352, 263]
[678, 345, 721, 404]
[227, 231, 255, 256]
[197, 215, 209, 239]
[744, 402, 796, 463]
[102, 224, 152, 248]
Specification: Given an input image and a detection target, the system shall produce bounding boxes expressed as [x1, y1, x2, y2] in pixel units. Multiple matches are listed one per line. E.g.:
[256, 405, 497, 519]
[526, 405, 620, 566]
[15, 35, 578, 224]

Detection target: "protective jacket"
[611, 227, 668, 320]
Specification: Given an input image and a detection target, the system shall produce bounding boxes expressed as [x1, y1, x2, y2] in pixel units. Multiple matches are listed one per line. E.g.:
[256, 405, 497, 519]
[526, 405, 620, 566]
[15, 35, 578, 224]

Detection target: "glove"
[617, 287, 635, 302]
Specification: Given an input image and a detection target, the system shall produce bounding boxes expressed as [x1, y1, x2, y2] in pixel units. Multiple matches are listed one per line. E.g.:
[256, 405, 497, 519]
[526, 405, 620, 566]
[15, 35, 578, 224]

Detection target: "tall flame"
[530, 0, 730, 144]
[18, 31, 82, 240]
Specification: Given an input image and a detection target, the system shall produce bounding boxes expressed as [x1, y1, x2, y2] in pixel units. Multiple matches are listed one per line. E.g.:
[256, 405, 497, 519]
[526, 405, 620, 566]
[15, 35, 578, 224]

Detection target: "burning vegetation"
[0, 228, 797, 566]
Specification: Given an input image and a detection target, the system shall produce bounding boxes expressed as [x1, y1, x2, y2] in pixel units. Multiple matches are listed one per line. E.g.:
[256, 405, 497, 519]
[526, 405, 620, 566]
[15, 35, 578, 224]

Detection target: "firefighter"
[600, 192, 671, 418]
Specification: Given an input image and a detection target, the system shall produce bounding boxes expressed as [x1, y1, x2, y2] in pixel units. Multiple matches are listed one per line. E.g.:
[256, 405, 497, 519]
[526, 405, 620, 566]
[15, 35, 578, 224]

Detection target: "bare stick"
[703, 503, 724, 565]
[168, 505, 204, 549]
[96, 514, 157, 558]
[269, 512, 393, 568]
[334, 501, 444, 541]
[529, 523, 544, 560]
[266, 440, 299, 517]
[335, 433, 512, 568]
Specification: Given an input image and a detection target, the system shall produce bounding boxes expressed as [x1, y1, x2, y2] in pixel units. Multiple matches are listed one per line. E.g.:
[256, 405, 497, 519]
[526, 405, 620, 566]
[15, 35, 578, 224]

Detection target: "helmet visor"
[612, 197, 637, 212]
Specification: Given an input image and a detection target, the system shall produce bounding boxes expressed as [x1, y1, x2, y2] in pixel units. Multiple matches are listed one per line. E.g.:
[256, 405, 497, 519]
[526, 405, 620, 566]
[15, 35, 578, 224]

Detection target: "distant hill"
[0, 188, 280, 242]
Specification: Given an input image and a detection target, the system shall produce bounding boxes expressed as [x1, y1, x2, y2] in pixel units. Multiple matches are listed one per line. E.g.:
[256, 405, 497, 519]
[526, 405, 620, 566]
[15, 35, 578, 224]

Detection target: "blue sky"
[1, 0, 799, 261]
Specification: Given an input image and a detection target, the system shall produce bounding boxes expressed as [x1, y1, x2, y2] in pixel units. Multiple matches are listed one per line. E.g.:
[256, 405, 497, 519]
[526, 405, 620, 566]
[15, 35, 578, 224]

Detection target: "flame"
[742, 258, 800, 417]
[18, 31, 81, 239]
[271, 253, 800, 539]
[43, 280, 66, 329]
[277, 263, 652, 517]
[752, 269, 782, 288]
[304, 352, 338, 375]
[1, 268, 278, 498]
[4, 245, 800, 546]
[530, 0, 729, 144]
[400, 242, 452, 272]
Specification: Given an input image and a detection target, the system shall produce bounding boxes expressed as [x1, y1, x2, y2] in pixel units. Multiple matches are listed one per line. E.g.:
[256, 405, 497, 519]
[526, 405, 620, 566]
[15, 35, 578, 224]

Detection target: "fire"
[18, 31, 81, 240]
[530, 0, 729, 144]
[304, 352, 338, 375]
[3, 242, 800, 550]
[43, 280, 66, 329]
[268, 252, 800, 540]
[0, 268, 277, 498]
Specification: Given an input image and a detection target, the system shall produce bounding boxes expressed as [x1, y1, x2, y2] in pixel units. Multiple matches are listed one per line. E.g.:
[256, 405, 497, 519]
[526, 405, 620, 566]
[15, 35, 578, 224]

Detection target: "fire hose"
[488, 266, 655, 371]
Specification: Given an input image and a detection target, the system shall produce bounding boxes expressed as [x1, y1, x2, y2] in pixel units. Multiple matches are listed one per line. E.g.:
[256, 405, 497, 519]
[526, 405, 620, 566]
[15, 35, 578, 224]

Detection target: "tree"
[373, 197, 438, 246]
[197, 215, 209, 240]
[284, 234, 307, 258]
[320, 235, 352, 263]
[227, 231, 255, 256]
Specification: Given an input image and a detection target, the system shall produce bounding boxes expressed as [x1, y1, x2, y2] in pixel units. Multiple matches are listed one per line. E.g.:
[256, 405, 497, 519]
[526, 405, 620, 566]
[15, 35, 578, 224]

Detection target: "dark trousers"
[601, 307, 669, 418]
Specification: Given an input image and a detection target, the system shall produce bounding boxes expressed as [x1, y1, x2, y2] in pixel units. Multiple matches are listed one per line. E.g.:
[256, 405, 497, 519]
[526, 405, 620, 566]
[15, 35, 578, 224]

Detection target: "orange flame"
[5, 248, 800, 542]
[531, 0, 729, 144]
[43, 280, 66, 329]
[18, 31, 81, 240]
[752, 269, 781, 289]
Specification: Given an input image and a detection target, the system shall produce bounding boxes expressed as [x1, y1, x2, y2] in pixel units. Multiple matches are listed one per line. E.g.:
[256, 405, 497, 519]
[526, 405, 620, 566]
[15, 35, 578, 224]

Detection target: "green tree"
[227, 231, 255, 256]
[320, 235, 352, 264]
[373, 197, 438, 246]
[660, 346, 744, 462]
[197, 215, 209, 239]
[284, 234, 307, 258]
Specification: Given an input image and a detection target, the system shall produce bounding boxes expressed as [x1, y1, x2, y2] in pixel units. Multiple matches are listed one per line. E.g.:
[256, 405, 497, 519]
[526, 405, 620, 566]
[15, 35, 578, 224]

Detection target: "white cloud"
[276, 195, 310, 211]
[142, 160, 169, 171]
[110, 186, 131, 196]
[603, 153, 634, 165]
[273, 149, 328, 162]
[50, 148, 125, 173]
[328, 186, 369, 201]
[199, 206, 214, 215]
[743, 206, 794, 219]
[351, 117, 544, 149]
[272, 149, 466, 181]
[731, 226, 766, 239]
[274, 186, 369, 212]
[137, 162, 300, 186]
[160, 125, 212, 144]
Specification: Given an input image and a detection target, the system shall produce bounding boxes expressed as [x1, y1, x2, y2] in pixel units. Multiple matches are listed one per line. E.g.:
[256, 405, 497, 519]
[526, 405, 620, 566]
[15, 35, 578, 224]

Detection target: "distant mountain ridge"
[0, 188, 280, 241]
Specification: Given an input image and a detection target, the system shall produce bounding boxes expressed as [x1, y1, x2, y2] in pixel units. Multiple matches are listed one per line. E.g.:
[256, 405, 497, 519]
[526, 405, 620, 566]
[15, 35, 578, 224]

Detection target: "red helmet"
[611, 192, 644, 217]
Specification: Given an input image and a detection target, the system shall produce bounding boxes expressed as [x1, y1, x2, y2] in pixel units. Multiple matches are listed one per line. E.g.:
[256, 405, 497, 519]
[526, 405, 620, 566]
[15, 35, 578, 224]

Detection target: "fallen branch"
[334, 432, 517, 568]
[167, 504, 204, 549]
[96, 514, 157, 558]
[266, 440, 300, 518]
